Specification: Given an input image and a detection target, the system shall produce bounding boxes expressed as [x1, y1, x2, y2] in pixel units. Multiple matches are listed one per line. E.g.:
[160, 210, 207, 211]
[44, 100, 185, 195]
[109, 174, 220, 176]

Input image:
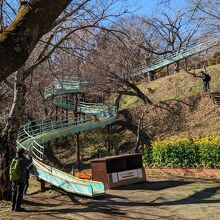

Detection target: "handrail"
[17, 114, 116, 163]
[16, 77, 115, 196]
[55, 76, 89, 82]
[15, 33, 220, 195]
[131, 33, 220, 77]
[54, 98, 117, 116]
[17, 103, 116, 162]
[44, 87, 86, 100]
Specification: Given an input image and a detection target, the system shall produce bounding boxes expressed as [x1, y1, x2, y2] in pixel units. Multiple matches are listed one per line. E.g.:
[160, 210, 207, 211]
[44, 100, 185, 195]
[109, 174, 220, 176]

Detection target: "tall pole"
[82, 93, 85, 102]
[61, 108, 64, 120]
[74, 93, 81, 170]
[66, 109, 68, 122]
[185, 58, 188, 71]
[40, 180, 46, 192]
[74, 94, 78, 118]
[76, 132, 80, 170]
[107, 125, 112, 153]
[166, 65, 169, 76]
[55, 106, 58, 121]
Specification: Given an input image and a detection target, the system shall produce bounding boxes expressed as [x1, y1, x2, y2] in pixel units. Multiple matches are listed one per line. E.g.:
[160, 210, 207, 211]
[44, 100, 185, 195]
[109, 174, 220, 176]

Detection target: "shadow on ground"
[14, 180, 220, 220]
[115, 180, 191, 191]
[146, 185, 220, 206]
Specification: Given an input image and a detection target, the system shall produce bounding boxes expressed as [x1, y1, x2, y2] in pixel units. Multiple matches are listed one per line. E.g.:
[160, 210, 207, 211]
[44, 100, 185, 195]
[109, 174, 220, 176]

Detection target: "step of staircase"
[213, 99, 220, 102]
[211, 92, 220, 106]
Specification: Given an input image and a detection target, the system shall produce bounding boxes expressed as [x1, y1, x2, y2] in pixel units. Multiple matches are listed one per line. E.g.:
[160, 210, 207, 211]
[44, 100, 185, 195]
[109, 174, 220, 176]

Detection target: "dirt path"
[1, 177, 220, 220]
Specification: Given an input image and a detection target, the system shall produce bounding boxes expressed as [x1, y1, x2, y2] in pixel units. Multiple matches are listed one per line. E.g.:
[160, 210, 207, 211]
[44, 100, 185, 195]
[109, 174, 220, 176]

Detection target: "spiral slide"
[15, 33, 220, 197]
[16, 77, 117, 197]
[132, 33, 220, 77]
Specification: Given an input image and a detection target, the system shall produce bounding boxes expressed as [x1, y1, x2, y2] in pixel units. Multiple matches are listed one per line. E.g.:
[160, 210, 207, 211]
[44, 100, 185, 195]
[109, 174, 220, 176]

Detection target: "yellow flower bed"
[143, 136, 220, 168]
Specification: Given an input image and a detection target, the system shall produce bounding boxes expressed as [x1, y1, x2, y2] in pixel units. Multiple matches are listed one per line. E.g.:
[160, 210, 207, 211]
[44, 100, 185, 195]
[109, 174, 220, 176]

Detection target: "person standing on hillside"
[10, 148, 32, 212]
[201, 71, 211, 93]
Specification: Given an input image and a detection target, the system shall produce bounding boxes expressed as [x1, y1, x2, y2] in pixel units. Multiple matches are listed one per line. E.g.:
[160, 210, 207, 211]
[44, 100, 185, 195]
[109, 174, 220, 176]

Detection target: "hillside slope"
[119, 64, 220, 140]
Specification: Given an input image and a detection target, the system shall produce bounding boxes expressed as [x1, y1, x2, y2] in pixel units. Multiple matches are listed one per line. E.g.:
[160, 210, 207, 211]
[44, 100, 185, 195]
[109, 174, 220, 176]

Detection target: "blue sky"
[126, 0, 187, 16]
[7, 0, 187, 17]
[4, 0, 188, 24]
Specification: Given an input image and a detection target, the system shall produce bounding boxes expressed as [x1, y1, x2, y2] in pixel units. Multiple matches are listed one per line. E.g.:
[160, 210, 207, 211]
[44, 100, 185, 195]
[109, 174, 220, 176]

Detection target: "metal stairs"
[211, 92, 220, 106]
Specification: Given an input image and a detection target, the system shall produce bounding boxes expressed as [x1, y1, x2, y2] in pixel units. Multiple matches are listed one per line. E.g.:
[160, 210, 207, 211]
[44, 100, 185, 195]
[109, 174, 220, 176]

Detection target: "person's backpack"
[9, 158, 23, 181]
[205, 74, 211, 82]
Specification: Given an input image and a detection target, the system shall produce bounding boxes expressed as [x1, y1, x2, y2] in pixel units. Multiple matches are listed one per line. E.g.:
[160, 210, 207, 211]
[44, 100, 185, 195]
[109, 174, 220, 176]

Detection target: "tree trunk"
[0, 0, 71, 83]
[0, 67, 27, 200]
[135, 112, 144, 153]
[0, 136, 10, 200]
[118, 78, 153, 105]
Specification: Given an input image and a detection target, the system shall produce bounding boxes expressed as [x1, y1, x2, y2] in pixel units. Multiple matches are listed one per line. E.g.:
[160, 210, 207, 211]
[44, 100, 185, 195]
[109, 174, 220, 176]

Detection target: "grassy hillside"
[37, 65, 220, 168]
[119, 64, 220, 140]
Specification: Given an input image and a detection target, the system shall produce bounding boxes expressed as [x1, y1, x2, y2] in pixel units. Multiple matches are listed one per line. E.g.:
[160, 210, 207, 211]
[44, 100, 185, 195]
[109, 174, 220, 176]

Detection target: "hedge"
[143, 137, 220, 168]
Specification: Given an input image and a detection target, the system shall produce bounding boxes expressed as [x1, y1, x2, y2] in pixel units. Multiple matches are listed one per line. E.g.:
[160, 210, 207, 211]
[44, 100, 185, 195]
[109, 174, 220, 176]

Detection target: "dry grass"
[141, 64, 220, 103]
[120, 64, 220, 139]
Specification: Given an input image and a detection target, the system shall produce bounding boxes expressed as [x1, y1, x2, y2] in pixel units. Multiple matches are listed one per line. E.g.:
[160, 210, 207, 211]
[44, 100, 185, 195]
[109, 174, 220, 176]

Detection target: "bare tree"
[0, 0, 129, 200]
[189, 0, 220, 32]
[76, 18, 154, 105]
[137, 10, 204, 73]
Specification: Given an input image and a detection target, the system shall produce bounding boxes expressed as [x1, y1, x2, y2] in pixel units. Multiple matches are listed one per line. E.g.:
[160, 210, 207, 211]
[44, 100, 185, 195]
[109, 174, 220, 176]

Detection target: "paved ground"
[0, 177, 220, 220]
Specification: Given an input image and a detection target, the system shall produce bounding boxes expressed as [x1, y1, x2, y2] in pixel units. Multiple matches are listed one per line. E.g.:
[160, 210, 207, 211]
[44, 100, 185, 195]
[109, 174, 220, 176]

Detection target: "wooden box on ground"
[90, 154, 146, 189]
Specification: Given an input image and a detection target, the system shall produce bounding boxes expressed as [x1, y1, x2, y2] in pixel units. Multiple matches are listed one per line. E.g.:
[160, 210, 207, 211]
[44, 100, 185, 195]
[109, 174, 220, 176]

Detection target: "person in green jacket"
[11, 148, 32, 212]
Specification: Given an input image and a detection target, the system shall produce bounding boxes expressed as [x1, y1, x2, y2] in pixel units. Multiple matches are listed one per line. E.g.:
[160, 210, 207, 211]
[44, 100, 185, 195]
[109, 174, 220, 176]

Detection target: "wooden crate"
[90, 154, 146, 188]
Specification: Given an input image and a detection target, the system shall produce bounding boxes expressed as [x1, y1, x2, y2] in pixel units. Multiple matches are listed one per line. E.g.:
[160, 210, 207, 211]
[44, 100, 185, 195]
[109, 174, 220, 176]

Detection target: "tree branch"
[0, 0, 71, 83]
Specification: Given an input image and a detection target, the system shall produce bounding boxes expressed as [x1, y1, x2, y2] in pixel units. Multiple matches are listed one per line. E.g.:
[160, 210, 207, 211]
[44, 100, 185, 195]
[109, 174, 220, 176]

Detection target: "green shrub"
[143, 146, 153, 167]
[200, 144, 220, 168]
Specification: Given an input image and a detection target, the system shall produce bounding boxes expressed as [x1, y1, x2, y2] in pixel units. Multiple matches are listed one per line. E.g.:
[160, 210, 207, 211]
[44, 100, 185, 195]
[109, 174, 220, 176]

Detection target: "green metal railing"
[17, 115, 117, 160]
[17, 91, 117, 163]
[132, 33, 220, 77]
[15, 32, 220, 195]
[44, 77, 89, 100]
[54, 98, 117, 117]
